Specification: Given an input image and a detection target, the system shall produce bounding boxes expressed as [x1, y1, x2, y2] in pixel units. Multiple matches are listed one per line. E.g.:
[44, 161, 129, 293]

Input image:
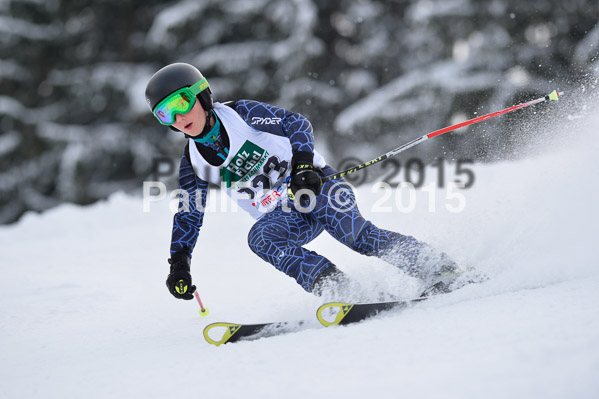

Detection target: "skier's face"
[172, 100, 206, 136]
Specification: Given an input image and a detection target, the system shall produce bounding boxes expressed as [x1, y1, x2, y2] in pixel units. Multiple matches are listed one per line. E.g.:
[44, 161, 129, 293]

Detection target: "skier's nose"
[175, 113, 186, 123]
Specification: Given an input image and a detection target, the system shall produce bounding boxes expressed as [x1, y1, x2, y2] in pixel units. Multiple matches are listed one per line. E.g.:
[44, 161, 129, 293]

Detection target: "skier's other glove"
[166, 253, 196, 300]
[288, 151, 322, 207]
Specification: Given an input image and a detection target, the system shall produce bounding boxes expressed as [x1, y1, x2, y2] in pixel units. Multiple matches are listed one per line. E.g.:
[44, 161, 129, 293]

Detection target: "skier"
[144, 63, 472, 302]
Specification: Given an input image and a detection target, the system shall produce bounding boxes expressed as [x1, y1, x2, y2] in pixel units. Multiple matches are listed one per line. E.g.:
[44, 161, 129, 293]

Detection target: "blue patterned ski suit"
[170, 100, 426, 292]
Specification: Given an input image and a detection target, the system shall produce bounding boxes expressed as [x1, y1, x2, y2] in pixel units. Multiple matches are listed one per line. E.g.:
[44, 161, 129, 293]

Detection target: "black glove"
[288, 151, 322, 207]
[166, 253, 196, 300]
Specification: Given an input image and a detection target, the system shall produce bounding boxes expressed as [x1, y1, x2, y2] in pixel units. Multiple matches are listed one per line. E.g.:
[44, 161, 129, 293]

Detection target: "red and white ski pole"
[194, 291, 209, 317]
[321, 90, 562, 183]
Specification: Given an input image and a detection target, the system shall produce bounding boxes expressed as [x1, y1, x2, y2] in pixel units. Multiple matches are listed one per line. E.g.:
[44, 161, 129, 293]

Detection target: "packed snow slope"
[1, 95, 598, 399]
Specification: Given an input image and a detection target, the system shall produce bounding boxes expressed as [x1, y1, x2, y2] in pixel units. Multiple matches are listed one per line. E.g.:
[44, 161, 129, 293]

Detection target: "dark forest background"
[1, 0, 598, 224]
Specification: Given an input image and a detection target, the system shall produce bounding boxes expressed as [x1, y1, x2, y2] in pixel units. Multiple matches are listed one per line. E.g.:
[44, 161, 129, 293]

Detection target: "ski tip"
[203, 322, 241, 346]
[547, 90, 560, 101]
[317, 302, 354, 327]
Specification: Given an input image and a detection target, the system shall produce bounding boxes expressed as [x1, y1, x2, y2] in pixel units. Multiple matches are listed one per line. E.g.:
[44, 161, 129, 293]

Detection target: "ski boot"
[421, 264, 488, 297]
[312, 265, 370, 302]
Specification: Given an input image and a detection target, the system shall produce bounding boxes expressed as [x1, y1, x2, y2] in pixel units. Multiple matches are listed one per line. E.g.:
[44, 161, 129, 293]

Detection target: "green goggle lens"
[152, 78, 209, 126]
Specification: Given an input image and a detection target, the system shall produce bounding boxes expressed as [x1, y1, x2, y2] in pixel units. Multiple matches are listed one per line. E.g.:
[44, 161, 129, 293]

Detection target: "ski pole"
[194, 291, 210, 317]
[322, 90, 562, 183]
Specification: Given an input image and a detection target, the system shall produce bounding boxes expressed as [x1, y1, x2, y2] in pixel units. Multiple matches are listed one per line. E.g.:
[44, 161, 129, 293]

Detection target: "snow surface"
[1, 99, 599, 398]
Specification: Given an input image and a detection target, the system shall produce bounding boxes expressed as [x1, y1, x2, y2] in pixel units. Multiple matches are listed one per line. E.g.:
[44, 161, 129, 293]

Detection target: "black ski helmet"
[145, 63, 213, 113]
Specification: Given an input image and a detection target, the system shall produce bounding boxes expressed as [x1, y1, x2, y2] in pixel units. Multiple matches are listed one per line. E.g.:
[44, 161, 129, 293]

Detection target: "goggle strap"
[190, 78, 209, 96]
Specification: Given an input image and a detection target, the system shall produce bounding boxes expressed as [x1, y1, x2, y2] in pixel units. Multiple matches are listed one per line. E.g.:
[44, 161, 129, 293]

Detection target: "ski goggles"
[152, 78, 209, 125]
